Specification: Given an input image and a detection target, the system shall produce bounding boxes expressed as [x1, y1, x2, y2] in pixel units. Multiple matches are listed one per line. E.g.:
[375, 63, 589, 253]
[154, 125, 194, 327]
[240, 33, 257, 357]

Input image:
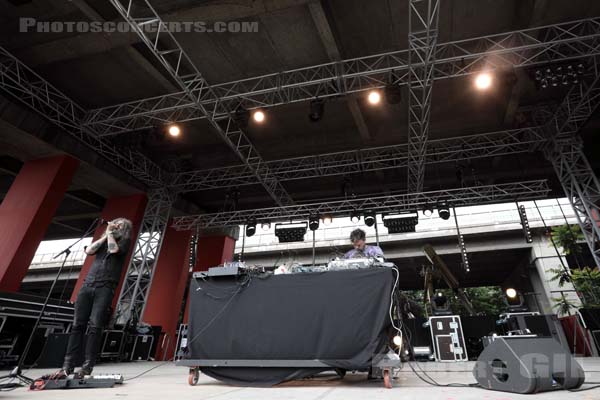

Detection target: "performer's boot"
[74, 360, 93, 379]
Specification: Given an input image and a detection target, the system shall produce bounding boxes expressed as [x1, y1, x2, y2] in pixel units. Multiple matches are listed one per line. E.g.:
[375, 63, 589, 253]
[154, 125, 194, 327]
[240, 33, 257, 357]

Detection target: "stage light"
[474, 72, 492, 90]
[253, 110, 265, 123]
[308, 98, 325, 122]
[322, 215, 333, 225]
[504, 288, 526, 311]
[384, 84, 402, 104]
[432, 292, 450, 315]
[350, 211, 361, 224]
[308, 214, 320, 231]
[505, 288, 517, 299]
[367, 90, 381, 105]
[423, 203, 434, 217]
[382, 212, 418, 234]
[517, 204, 533, 243]
[364, 211, 376, 227]
[261, 222, 271, 231]
[275, 222, 307, 243]
[392, 334, 403, 347]
[245, 220, 257, 237]
[438, 202, 451, 220]
[168, 124, 181, 137]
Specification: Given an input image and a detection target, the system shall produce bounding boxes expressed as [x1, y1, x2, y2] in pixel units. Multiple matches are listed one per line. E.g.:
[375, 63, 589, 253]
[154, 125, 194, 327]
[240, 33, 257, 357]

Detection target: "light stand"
[0, 219, 102, 385]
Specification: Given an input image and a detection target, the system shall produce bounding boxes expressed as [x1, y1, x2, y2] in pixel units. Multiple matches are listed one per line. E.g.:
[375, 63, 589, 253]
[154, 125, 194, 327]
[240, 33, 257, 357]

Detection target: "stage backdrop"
[185, 268, 394, 386]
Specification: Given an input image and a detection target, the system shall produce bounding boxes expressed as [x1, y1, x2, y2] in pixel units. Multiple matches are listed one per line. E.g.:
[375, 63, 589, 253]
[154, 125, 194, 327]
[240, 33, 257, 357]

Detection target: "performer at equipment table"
[344, 228, 384, 259]
[56, 218, 132, 379]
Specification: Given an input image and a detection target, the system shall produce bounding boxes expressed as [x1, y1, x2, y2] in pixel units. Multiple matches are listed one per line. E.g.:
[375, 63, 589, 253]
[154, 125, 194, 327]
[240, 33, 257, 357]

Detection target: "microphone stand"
[0, 218, 102, 385]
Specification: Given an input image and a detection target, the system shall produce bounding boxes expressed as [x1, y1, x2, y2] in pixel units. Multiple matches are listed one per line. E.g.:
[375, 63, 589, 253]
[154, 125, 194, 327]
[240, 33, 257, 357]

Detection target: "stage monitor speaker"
[473, 336, 585, 393]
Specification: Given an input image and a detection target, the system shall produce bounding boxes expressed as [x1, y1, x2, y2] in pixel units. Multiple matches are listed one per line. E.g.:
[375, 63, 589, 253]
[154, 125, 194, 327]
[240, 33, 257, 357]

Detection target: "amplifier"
[428, 315, 468, 362]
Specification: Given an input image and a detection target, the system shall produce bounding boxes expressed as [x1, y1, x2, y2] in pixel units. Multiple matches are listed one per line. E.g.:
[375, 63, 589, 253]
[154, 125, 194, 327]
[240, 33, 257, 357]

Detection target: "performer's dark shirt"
[83, 238, 131, 288]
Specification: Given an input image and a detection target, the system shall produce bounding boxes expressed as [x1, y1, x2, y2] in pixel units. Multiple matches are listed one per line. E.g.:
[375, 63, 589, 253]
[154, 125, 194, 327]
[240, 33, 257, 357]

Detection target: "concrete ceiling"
[1, 0, 600, 238]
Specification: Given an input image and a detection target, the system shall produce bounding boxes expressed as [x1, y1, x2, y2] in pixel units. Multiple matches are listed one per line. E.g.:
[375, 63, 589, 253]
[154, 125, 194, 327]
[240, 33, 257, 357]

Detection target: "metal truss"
[171, 180, 550, 230]
[170, 127, 546, 192]
[543, 62, 600, 267]
[108, 0, 293, 208]
[83, 17, 600, 135]
[407, 0, 439, 193]
[114, 188, 173, 326]
[0, 46, 166, 187]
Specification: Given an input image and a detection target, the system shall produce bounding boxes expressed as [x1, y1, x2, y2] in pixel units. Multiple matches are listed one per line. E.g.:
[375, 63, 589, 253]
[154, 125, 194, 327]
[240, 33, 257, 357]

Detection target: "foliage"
[402, 286, 506, 316]
[550, 224, 583, 255]
[551, 296, 577, 316]
[571, 267, 600, 307]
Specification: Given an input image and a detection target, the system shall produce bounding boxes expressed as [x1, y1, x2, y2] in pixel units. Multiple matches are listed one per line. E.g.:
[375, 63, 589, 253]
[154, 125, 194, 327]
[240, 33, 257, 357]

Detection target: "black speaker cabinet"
[473, 336, 585, 393]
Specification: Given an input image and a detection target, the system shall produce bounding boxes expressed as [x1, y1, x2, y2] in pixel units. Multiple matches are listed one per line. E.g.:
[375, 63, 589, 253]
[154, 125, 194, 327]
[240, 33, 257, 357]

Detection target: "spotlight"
[382, 212, 419, 234]
[431, 292, 450, 315]
[438, 202, 451, 220]
[540, 78, 548, 89]
[261, 222, 271, 231]
[505, 288, 517, 299]
[275, 222, 307, 243]
[474, 72, 492, 90]
[308, 98, 325, 122]
[503, 288, 526, 311]
[168, 124, 181, 137]
[322, 215, 333, 225]
[517, 204, 533, 243]
[423, 203, 434, 217]
[253, 110, 265, 123]
[384, 84, 402, 104]
[245, 219, 257, 237]
[308, 214, 320, 231]
[350, 211, 361, 224]
[577, 63, 585, 75]
[534, 70, 542, 81]
[367, 90, 381, 105]
[392, 334, 403, 347]
[364, 211, 376, 227]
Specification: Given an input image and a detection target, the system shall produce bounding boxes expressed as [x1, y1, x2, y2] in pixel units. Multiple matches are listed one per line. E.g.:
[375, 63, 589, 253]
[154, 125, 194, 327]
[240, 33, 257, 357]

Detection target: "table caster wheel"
[188, 368, 199, 386]
[383, 369, 392, 389]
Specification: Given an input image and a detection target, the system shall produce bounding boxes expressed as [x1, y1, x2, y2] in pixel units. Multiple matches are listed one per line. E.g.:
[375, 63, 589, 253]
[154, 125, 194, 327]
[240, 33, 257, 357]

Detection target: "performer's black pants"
[63, 284, 114, 370]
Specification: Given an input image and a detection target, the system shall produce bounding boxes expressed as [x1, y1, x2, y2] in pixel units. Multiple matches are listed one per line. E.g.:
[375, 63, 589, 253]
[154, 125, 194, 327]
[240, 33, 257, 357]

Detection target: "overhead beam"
[83, 17, 600, 136]
[169, 127, 546, 192]
[108, 0, 294, 208]
[171, 180, 551, 230]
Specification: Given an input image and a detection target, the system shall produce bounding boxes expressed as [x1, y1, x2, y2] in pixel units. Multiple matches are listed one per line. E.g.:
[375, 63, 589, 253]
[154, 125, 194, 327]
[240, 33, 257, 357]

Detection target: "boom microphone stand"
[0, 218, 102, 385]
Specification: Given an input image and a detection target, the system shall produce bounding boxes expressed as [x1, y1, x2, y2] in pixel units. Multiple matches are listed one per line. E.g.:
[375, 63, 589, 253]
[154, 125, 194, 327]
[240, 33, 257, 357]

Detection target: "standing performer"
[344, 228, 385, 259]
[57, 218, 132, 378]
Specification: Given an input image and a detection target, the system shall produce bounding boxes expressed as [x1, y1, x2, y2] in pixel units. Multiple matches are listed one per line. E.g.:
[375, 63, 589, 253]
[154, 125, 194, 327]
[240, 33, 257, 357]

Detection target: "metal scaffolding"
[108, 0, 294, 208]
[544, 59, 600, 267]
[407, 0, 439, 193]
[83, 17, 600, 136]
[114, 188, 173, 326]
[171, 180, 551, 230]
[0, 46, 166, 188]
[170, 127, 546, 191]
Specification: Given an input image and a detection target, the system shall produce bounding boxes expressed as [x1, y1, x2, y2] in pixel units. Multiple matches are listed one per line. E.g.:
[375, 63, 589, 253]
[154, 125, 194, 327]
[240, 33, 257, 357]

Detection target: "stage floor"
[3, 359, 600, 399]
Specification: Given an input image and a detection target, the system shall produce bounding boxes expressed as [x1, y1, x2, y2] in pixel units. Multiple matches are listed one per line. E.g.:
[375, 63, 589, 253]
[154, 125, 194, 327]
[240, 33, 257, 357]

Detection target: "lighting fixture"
[350, 210, 361, 224]
[382, 212, 418, 234]
[274, 222, 307, 243]
[392, 334, 403, 347]
[308, 98, 325, 122]
[367, 90, 381, 105]
[474, 72, 492, 90]
[364, 211, 376, 227]
[253, 110, 265, 123]
[308, 214, 320, 231]
[233, 107, 250, 128]
[438, 201, 451, 220]
[505, 288, 517, 299]
[168, 124, 181, 137]
[504, 288, 526, 311]
[245, 220, 257, 237]
[261, 222, 271, 231]
[517, 204, 533, 243]
[423, 203, 434, 217]
[322, 215, 333, 225]
[534, 61, 585, 89]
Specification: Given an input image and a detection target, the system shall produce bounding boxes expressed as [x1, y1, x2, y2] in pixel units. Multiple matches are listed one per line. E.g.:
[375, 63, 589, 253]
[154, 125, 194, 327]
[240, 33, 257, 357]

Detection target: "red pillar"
[70, 193, 147, 305]
[0, 155, 79, 292]
[183, 234, 237, 322]
[142, 224, 192, 360]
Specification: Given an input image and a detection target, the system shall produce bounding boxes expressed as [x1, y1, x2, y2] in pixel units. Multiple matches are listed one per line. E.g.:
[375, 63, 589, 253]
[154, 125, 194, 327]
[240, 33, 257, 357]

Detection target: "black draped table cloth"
[182, 267, 395, 386]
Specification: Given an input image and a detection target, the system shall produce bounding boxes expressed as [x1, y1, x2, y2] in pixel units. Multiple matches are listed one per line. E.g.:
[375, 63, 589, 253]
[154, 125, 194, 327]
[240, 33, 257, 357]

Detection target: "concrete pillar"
[183, 227, 238, 322]
[142, 224, 193, 360]
[0, 155, 79, 292]
[529, 233, 581, 315]
[70, 193, 147, 306]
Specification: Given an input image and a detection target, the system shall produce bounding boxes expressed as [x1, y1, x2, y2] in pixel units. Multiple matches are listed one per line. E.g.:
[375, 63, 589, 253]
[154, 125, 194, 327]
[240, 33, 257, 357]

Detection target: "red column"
[183, 234, 237, 322]
[70, 193, 147, 305]
[0, 155, 79, 292]
[142, 224, 192, 360]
